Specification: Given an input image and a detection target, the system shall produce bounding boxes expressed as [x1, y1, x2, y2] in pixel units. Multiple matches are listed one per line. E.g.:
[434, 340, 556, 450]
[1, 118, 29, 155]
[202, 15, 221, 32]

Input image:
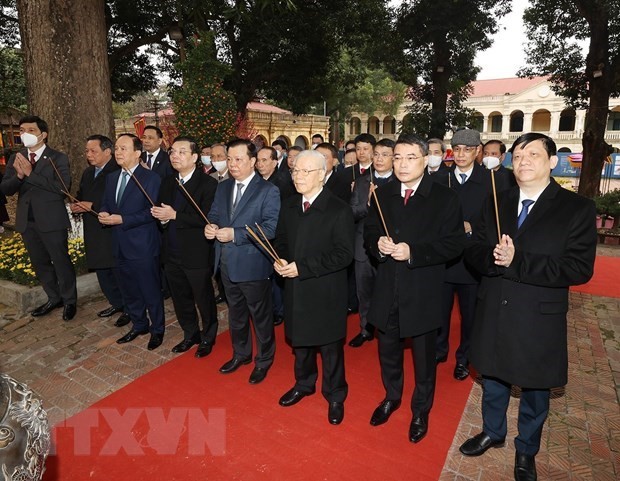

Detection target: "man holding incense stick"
[1, 115, 77, 320]
[460, 133, 596, 481]
[99, 134, 164, 350]
[151, 136, 218, 358]
[205, 139, 280, 384]
[273, 149, 354, 425]
[364, 134, 465, 443]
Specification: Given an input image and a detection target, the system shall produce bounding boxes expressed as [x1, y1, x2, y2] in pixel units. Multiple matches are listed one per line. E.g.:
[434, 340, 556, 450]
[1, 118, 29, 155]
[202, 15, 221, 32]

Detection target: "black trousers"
[22, 222, 77, 304]
[354, 257, 377, 334]
[293, 339, 348, 403]
[95, 267, 124, 310]
[165, 260, 218, 345]
[378, 306, 437, 416]
[220, 263, 275, 368]
[436, 282, 478, 365]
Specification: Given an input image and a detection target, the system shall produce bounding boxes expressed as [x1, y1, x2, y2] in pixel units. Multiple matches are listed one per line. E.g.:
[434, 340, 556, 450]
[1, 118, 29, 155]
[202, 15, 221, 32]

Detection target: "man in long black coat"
[364, 134, 465, 443]
[459, 133, 597, 481]
[273, 149, 354, 425]
[71, 135, 127, 325]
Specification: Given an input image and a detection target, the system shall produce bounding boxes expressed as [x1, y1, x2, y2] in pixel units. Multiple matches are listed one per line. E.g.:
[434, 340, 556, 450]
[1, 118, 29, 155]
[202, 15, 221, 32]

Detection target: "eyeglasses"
[452, 146, 478, 155]
[290, 168, 322, 177]
[393, 155, 422, 163]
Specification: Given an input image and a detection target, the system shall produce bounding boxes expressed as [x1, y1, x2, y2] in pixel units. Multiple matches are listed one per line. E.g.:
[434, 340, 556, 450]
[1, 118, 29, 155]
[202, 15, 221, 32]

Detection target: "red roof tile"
[470, 76, 548, 97]
[246, 102, 292, 114]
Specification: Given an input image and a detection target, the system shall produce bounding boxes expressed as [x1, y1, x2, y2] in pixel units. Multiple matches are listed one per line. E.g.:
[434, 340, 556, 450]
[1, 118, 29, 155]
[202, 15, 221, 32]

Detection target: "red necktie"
[360, 167, 366, 174]
[29, 152, 36, 166]
[303, 201, 310, 212]
[403, 189, 414, 205]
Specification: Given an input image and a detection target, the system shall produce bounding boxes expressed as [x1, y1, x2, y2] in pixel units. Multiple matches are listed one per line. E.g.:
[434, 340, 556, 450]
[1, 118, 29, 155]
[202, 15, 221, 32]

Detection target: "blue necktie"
[459, 173, 467, 184]
[231, 183, 243, 216]
[94, 167, 102, 178]
[517, 199, 534, 229]
[147, 154, 153, 169]
[116, 172, 128, 203]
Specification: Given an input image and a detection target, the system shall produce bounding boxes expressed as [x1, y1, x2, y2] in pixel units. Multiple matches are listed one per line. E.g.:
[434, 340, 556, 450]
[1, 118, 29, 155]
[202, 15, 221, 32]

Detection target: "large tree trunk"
[429, 44, 450, 139]
[17, 0, 114, 194]
[577, 0, 611, 199]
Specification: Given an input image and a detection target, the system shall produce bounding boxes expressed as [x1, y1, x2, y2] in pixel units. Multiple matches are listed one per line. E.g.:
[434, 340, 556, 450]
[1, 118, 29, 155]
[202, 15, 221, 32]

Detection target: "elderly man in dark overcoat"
[459, 133, 597, 481]
[273, 149, 354, 425]
[364, 134, 466, 443]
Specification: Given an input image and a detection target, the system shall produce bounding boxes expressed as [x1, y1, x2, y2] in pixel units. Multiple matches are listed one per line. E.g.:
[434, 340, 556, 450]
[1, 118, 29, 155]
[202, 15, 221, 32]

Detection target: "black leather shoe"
[273, 314, 284, 326]
[171, 338, 199, 353]
[328, 402, 344, 425]
[370, 399, 401, 426]
[348, 331, 374, 348]
[436, 354, 448, 363]
[195, 341, 213, 358]
[63, 304, 77, 321]
[249, 366, 269, 384]
[514, 452, 537, 481]
[31, 300, 62, 317]
[215, 294, 227, 305]
[454, 363, 470, 381]
[147, 333, 164, 350]
[97, 306, 122, 317]
[279, 387, 315, 407]
[459, 432, 505, 456]
[116, 329, 149, 344]
[219, 357, 251, 374]
[408, 414, 428, 443]
[114, 313, 131, 327]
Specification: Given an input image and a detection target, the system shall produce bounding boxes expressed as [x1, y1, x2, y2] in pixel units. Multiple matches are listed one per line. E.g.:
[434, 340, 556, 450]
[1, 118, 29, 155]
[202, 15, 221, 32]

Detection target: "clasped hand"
[274, 259, 298, 278]
[377, 236, 411, 262]
[493, 234, 515, 267]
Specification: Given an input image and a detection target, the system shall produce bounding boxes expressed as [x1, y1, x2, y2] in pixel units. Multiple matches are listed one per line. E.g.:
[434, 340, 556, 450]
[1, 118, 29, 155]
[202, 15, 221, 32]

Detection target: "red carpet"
[44, 312, 472, 481]
[571, 256, 620, 298]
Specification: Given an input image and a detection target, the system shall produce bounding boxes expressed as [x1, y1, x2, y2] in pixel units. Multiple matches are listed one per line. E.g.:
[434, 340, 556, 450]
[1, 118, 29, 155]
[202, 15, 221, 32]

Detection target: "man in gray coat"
[460, 133, 597, 481]
[274, 149, 354, 425]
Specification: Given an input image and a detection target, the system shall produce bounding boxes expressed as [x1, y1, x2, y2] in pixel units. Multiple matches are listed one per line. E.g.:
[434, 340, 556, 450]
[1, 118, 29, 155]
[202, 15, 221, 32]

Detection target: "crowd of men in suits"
[0, 115, 597, 481]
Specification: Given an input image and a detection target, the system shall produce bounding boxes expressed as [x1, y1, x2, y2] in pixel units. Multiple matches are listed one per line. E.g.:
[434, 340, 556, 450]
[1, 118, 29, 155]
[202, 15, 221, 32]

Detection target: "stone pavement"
[0, 246, 618, 480]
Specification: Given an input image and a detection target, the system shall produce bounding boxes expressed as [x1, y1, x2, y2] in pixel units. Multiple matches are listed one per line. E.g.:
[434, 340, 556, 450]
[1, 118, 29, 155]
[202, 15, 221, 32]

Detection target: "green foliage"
[0, 46, 26, 110]
[595, 189, 620, 218]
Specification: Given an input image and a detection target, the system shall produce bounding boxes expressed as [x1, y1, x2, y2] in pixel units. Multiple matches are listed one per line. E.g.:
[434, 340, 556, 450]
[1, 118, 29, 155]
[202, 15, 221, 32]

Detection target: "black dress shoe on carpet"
[328, 402, 344, 425]
[459, 432, 505, 456]
[63, 304, 77, 321]
[215, 294, 227, 304]
[219, 357, 251, 374]
[348, 331, 373, 348]
[273, 314, 284, 326]
[453, 363, 470, 381]
[147, 333, 164, 350]
[278, 387, 315, 407]
[114, 313, 131, 327]
[370, 399, 401, 426]
[31, 300, 62, 317]
[435, 354, 448, 363]
[97, 306, 122, 317]
[116, 329, 149, 344]
[171, 338, 199, 353]
[514, 452, 537, 481]
[249, 366, 269, 384]
[195, 341, 213, 358]
[408, 414, 428, 443]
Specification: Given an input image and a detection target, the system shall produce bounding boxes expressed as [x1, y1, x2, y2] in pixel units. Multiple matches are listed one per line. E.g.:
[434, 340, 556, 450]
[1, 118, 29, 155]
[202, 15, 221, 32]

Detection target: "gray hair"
[211, 142, 227, 153]
[295, 149, 327, 171]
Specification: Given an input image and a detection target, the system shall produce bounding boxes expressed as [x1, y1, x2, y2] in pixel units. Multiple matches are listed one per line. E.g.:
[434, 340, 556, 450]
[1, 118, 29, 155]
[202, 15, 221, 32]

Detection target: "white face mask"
[20, 132, 40, 148]
[427, 155, 443, 168]
[201, 155, 211, 166]
[482, 156, 501, 170]
[212, 160, 227, 172]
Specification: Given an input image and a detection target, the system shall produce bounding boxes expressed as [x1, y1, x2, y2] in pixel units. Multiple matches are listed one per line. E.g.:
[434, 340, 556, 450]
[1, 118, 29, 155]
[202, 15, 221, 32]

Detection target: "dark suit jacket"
[141, 150, 173, 179]
[364, 176, 466, 337]
[1, 146, 72, 233]
[157, 170, 218, 269]
[207, 174, 281, 282]
[324, 169, 352, 204]
[465, 180, 596, 388]
[76, 159, 120, 269]
[266, 169, 295, 201]
[274, 189, 354, 346]
[100, 165, 161, 260]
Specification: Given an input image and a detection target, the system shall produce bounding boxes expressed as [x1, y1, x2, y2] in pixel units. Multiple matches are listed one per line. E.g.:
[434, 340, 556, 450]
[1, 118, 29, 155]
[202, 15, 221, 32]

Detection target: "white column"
[378, 120, 384, 135]
[523, 113, 533, 132]
[575, 110, 586, 136]
[502, 114, 511, 135]
[482, 116, 489, 133]
[550, 112, 561, 134]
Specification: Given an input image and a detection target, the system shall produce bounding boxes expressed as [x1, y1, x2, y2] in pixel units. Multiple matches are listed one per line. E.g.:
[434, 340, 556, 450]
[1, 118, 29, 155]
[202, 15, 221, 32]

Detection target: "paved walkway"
[0, 246, 618, 480]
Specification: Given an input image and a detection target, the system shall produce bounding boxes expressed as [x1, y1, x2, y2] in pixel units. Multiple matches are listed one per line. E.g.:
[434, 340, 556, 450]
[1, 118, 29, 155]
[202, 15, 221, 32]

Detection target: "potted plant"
[595, 189, 620, 229]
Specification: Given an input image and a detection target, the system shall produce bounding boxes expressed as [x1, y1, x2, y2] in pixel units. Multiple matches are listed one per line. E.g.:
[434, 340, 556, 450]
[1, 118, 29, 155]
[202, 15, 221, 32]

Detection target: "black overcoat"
[465, 179, 597, 388]
[274, 189, 354, 347]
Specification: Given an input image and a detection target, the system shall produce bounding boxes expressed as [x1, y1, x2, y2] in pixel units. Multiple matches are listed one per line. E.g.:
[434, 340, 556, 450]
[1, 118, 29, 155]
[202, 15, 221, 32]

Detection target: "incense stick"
[62, 190, 99, 216]
[45, 156, 71, 194]
[371, 189, 390, 239]
[175, 178, 210, 225]
[245, 225, 282, 265]
[254, 222, 282, 266]
[124, 168, 155, 206]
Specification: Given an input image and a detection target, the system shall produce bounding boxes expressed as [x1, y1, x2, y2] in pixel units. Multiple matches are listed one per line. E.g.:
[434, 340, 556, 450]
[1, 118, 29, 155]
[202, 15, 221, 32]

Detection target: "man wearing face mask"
[271, 139, 289, 173]
[482, 140, 517, 191]
[200, 145, 215, 175]
[210, 143, 229, 183]
[0, 115, 78, 320]
[426, 138, 448, 175]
